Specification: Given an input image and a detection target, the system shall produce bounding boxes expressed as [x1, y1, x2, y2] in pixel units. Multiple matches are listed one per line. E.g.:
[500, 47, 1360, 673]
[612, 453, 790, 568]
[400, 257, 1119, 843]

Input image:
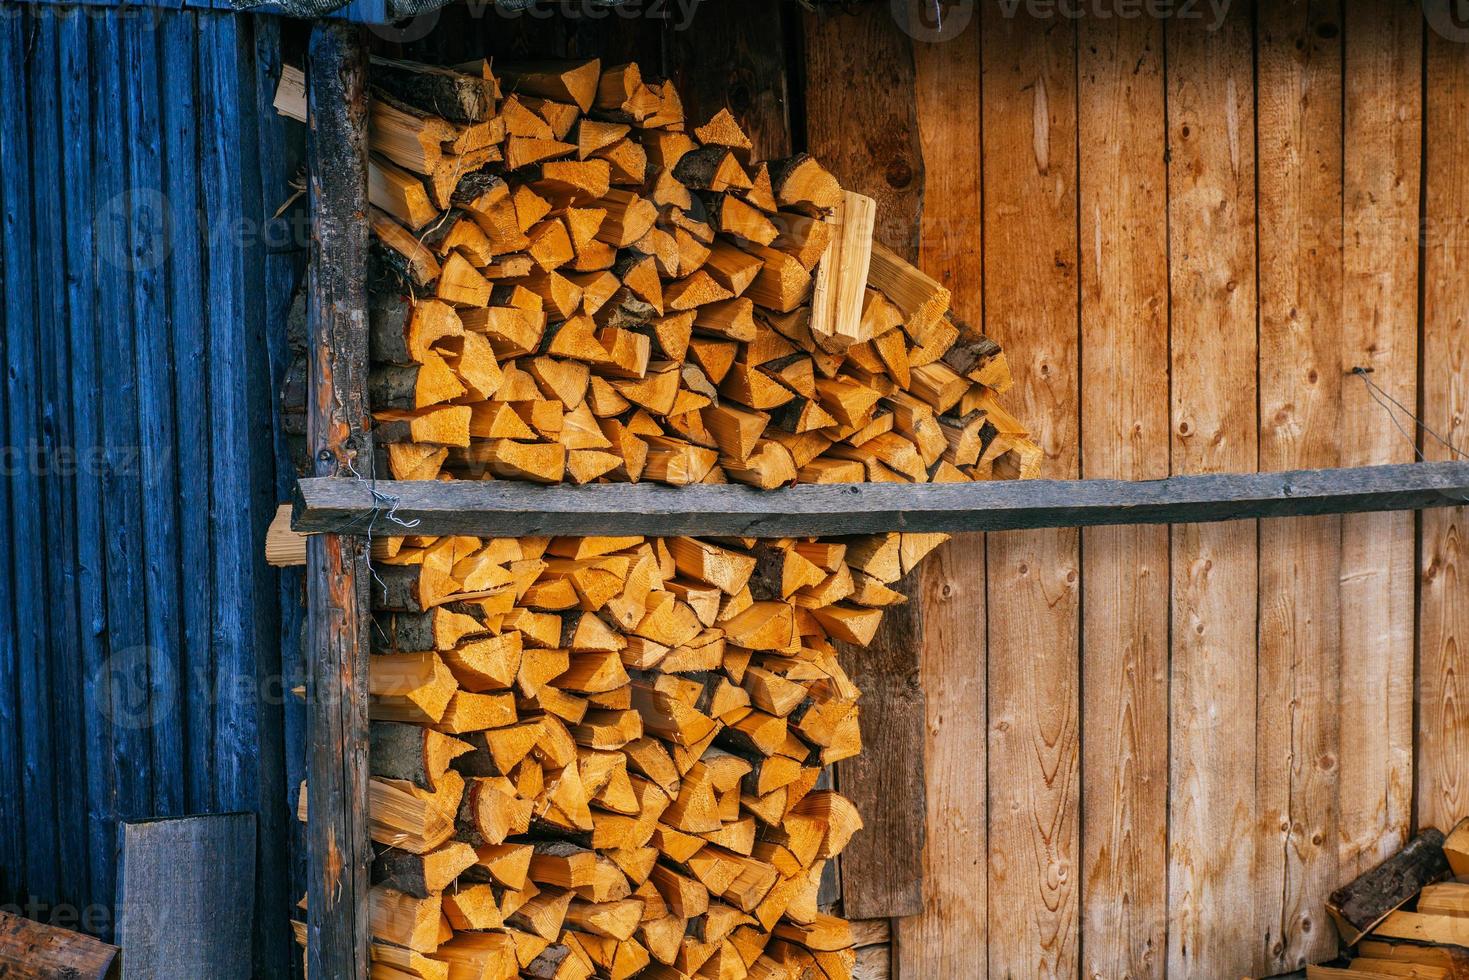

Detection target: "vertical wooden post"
[305, 22, 372, 980]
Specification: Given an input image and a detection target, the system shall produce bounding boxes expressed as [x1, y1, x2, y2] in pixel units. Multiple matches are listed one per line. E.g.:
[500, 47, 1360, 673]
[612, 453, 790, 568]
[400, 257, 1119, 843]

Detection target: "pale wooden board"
[980, 8, 1081, 977]
[1077, 12, 1169, 980]
[116, 814, 256, 980]
[1164, 7, 1262, 978]
[894, 17, 988, 979]
[1417, 15, 1469, 833]
[1256, 3, 1345, 970]
[1339, 0, 1422, 879]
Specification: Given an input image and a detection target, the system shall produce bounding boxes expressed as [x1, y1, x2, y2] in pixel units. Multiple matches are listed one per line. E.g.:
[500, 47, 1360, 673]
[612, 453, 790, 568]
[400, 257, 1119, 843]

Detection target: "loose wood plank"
[895, 13, 987, 977]
[1256, 4, 1345, 970]
[116, 815, 256, 979]
[295, 462, 1469, 537]
[980, 8, 1081, 976]
[1418, 8, 1469, 833]
[1165, 7, 1261, 978]
[1339, 0, 1421, 879]
[305, 23, 374, 980]
[1077, 12, 1169, 979]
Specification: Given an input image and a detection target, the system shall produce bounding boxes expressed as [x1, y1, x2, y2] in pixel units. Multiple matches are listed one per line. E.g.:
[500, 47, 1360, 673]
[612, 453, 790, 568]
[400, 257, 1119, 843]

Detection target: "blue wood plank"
[57, 9, 118, 924]
[196, 7, 263, 826]
[124, 6, 187, 822]
[90, 11, 156, 832]
[0, 5, 63, 905]
[248, 14, 302, 978]
[252, 9, 311, 937]
[0, 4, 29, 910]
[159, 9, 217, 818]
[27, 10, 91, 915]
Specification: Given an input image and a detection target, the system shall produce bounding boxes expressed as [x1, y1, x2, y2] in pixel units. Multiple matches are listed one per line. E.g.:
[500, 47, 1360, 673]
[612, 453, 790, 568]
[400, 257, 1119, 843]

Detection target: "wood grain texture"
[1165, 6, 1261, 977]
[981, 8, 1081, 978]
[0, 908, 119, 980]
[294, 463, 1469, 537]
[662, 0, 792, 160]
[802, 2, 925, 257]
[1418, 16, 1469, 834]
[116, 815, 255, 980]
[1256, 3, 1344, 970]
[836, 571, 927, 919]
[305, 23, 374, 980]
[802, 3, 930, 919]
[895, 12, 986, 978]
[1077, 11, 1169, 979]
[1339, 0, 1421, 878]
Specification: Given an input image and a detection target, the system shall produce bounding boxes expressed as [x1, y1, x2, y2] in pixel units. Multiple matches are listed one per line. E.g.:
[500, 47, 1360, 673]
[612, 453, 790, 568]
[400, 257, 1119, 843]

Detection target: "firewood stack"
[274, 56, 1041, 487]
[1290, 817, 1469, 980]
[293, 527, 946, 979]
[275, 51, 1042, 979]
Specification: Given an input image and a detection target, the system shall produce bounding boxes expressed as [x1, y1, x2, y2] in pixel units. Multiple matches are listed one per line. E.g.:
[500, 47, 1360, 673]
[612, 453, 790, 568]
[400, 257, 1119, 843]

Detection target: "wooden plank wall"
[878, 1, 1467, 978]
[0, 8, 301, 977]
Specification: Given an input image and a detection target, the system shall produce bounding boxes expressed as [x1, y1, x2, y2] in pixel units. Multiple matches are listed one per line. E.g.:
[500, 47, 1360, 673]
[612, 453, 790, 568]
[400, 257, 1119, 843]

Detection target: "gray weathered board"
[293, 461, 1469, 538]
[115, 813, 255, 980]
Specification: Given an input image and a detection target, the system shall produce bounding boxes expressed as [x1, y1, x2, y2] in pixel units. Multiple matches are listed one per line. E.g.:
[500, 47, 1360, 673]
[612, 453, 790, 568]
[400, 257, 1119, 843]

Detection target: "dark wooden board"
[294, 462, 1469, 538]
[116, 814, 256, 980]
[305, 23, 375, 980]
[663, 0, 793, 160]
[833, 570, 927, 919]
[0, 908, 119, 980]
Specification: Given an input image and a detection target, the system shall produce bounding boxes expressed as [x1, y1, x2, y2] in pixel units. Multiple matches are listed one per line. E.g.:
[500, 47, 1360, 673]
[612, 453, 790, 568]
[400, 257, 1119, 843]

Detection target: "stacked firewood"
[274, 56, 1040, 487]
[290, 528, 944, 979]
[1287, 817, 1469, 980]
[275, 51, 1041, 979]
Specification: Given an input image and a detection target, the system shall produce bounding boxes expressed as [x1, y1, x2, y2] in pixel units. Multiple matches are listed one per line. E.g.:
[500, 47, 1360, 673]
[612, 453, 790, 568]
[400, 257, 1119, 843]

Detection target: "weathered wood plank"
[1, 4, 61, 904]
[30, 11, 90, 914]
[980, 8, 1081, 977]
[58, 9, 116, 917]
[1165, 6, 1261, 977]
[116, 815, 256, 979]
[802, 2, 927, 920]
[1256, 3, 1345, 970]
[294, 462, 1469, 537]
[895, 9, 987, 976]
[1339, 0, 1421, 880]
[305, 22, 374, 980]
[662, 0, 792, 160]
[1077, 11, 1169, 979]
[1418, 10, 1469, 834]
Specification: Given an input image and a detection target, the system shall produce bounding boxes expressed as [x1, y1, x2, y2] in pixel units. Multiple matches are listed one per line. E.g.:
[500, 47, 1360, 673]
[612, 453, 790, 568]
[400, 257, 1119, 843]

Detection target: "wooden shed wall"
[0, 3, 1464, 979]
[0, 7, 303, 976]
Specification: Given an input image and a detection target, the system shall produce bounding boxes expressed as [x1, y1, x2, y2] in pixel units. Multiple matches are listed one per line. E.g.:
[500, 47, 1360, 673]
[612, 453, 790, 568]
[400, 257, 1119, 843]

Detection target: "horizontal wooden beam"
[292, 461, 1469, 538]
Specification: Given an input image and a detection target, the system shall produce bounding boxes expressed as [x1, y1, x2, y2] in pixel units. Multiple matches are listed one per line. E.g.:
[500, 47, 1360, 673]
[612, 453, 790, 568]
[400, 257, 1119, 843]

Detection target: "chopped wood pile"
[1280, 817, 1469, 980]
[275, 50, 1042, 979]
[274, 56, 1040, 488]
[290, 528, 944, 979]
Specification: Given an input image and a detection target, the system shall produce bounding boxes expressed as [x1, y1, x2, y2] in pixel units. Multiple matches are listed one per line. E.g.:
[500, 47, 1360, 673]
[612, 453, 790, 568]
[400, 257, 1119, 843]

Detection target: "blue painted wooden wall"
[0, 6, 305, 975]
